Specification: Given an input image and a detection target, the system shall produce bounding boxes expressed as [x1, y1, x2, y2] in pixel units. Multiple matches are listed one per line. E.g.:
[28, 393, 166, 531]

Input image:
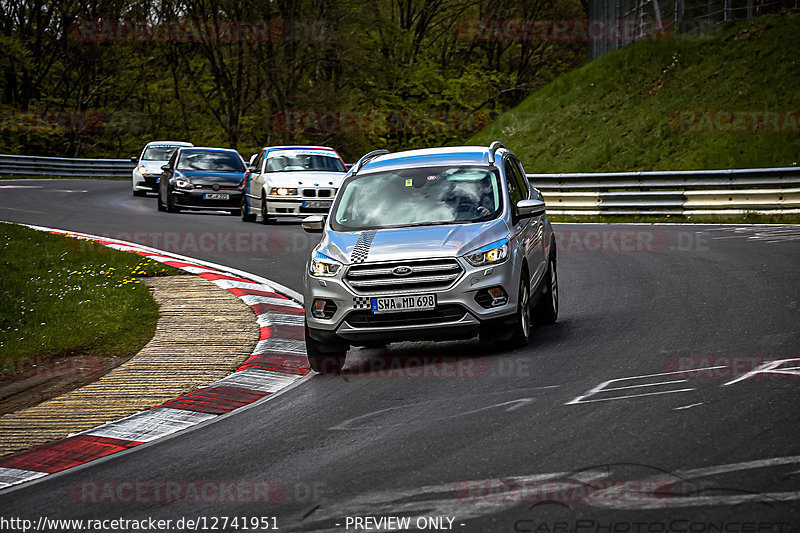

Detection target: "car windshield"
[176, 151, 245, 172]
[141, 145, 183, 161]
[265, 150, 346, 173]
[331, 166, 503, 231]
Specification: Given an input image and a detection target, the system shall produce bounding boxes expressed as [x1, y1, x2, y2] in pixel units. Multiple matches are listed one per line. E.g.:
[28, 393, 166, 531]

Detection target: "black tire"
[157, 189, 166, 211]
[133, 189, 146, 197]
[241, 195, 256, 222]
[532, 255, 558, 325]
[260, 192, 272, 224]
[506, 271, 532, 348]
[305, 323, 347, 374]
[166, 189, 180, 213]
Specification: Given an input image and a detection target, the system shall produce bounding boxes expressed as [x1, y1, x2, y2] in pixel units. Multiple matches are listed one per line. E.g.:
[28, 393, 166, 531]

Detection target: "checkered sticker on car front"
[350, 230, 376, 264]
[353, 296, 372, 310]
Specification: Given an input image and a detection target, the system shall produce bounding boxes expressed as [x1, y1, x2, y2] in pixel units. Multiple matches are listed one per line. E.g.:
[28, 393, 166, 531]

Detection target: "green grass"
[469, 12, 800, 172]
[0, 223, 179, 372]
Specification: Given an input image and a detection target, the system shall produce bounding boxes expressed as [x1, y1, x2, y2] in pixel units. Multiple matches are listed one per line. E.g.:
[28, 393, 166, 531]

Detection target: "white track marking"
[331, 389, 560, 430]
[257, 313, 305, 328]
[82, 408, 217, 442]
[566, 366, 727, 405]
[0, 468, 47, 489]
[208, 279, 266, 291]
[723, 358, 800, 386]
[673, 402, 704, 410]
[253, 338, 306, 356]
[589, 455, 800, 510]
[207, 368, 299, 393]
[240, 294, 303, 309]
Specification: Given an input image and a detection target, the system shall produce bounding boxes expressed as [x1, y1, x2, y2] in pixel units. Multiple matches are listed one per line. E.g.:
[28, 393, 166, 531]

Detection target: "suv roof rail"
[488, 141, 506, 164]
[351, 149, 390, 176]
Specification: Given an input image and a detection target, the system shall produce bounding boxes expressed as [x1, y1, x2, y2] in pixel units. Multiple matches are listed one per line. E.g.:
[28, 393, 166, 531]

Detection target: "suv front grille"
[345, 258, 463, 295]
[345, 305, 467, 328]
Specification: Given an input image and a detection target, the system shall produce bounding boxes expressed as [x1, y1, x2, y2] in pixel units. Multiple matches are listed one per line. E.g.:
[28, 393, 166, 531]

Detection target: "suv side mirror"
[517, 199, 545, 218]
[301, 215, 325, 233]
[161, 164, 171, 172]
[131, 156, 138, 163]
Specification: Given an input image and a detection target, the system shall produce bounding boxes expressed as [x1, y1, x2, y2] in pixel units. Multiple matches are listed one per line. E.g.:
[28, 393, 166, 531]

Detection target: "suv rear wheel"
[532, 254, 558, 325]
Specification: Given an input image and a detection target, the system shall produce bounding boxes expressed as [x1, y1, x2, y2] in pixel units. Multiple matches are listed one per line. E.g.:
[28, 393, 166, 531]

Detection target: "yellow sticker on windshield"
[405, 178, 413, 187]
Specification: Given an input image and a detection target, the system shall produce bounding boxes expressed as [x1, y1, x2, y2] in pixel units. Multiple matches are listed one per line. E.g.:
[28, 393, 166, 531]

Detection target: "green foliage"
[469, 13, 800, 172]
[0, 0, 587, 162]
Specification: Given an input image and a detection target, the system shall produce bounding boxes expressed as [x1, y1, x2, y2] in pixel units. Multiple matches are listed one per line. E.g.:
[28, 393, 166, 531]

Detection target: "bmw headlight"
[465, 238, 509, 267]
[271, 187, 298, 196]
[309, 251, 342, 277]
[175, 178, 192, 189]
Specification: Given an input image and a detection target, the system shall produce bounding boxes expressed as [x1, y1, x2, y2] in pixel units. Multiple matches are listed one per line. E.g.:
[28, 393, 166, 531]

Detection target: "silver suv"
[301, 142, 558, 373]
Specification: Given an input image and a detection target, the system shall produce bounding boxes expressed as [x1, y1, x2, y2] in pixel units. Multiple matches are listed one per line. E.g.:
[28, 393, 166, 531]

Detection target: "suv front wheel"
[507, 272, 532, 348]
[305, 321, 347, 374]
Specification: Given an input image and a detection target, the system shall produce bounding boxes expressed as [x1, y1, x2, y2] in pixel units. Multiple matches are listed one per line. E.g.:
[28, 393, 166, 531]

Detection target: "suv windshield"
[177, 151, 244, 172]
[142, 145, 183, 161]
[265, 150, 346, 173]
[331, 166, 503, 231]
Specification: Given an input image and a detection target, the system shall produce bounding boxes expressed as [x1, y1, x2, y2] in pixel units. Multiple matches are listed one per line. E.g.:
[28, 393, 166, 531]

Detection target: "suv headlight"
[175, 178, 192, 189]
[465, 238, 509, 267]
[271, 187, 298, 196]
[310, 251, 342, 277]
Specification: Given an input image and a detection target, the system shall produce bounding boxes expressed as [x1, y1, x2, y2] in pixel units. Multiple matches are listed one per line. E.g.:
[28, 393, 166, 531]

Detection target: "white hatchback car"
[241, 145, 347, 223]
[131, 141, 193, 196]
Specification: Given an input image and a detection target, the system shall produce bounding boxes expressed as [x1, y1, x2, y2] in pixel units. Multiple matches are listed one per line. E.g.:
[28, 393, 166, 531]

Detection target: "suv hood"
[264, 171, 345, 187]
[321, 218, 510, 264]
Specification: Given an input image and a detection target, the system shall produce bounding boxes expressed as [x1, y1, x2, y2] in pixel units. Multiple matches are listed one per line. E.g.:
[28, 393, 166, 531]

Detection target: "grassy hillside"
[469, 13, 800, 172]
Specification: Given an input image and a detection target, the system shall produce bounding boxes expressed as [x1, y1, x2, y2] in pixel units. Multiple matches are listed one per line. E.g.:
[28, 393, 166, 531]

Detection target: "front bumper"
[305, 256, 521, 344]
[265, 195, 334, 216]
[132, 172, 159, 192]
[171, 188, 242, 210]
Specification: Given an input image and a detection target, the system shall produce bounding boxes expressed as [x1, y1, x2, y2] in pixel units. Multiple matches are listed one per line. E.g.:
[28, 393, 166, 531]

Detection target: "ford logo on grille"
[392, 266, 413, 276]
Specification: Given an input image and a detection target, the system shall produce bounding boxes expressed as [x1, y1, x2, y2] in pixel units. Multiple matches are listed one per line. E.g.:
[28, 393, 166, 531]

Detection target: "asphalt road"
[2, 179, 800, 532]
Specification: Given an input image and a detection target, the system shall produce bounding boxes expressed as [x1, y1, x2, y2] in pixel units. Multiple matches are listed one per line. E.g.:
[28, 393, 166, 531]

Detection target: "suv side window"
[510, 157, 530, 200]
[504, 158, 525, 211]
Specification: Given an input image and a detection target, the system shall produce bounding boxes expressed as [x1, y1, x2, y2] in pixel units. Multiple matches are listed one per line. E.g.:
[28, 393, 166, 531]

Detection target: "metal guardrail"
[1, 153, 797, 216]
[0, 154, 134, 178]
[529, 167, 800, 216]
